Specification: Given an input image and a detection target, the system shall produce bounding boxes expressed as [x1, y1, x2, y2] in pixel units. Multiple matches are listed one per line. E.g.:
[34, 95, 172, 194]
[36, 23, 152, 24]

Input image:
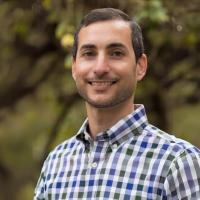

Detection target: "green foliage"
[136, 0, 169, 23]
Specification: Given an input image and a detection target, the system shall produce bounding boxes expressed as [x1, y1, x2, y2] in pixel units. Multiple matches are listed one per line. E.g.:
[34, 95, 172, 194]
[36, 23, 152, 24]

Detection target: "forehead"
[78, 20, 132, 49]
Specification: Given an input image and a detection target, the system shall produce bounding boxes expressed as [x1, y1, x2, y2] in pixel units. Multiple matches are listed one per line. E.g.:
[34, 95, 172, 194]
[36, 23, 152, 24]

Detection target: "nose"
[93, 53, 109, 77]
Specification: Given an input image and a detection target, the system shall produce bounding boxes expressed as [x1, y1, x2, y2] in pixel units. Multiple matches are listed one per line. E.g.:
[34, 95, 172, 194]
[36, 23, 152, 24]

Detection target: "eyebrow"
[107, 43, 126, 49]
[79, 44, 96, 51]
[79, 43, 126, 51]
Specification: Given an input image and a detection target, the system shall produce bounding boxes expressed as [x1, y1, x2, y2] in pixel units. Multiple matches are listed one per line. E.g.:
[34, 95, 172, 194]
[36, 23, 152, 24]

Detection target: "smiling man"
[34, 8, 200, 200]
[71, 19, 147, 139]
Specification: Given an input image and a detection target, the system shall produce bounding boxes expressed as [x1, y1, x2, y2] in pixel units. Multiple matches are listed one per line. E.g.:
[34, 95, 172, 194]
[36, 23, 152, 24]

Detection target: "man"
[34, 8, 200, 199]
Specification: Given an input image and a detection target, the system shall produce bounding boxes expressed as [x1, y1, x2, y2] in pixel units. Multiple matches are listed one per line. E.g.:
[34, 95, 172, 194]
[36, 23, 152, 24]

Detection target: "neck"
[86, 100, 134, 139]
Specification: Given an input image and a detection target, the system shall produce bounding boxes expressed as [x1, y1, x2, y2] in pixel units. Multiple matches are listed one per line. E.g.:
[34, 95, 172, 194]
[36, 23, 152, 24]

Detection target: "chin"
[86, 97, 130, 109]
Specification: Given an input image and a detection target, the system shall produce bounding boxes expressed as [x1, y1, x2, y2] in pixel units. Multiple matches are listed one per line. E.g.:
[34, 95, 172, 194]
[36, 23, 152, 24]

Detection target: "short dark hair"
[72, 8, 144, 62]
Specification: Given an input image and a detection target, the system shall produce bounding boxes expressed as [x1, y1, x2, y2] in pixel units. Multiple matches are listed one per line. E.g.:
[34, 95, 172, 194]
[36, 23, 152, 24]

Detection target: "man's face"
[72, 20, 146, 109]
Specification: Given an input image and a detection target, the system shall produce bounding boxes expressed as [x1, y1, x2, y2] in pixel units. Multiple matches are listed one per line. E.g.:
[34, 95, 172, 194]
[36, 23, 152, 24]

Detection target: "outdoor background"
[0, 0, 199, 199]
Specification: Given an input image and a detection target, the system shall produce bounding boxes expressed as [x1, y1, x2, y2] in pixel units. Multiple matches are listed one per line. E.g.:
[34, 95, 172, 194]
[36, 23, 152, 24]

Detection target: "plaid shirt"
[34, 105, 200, 200]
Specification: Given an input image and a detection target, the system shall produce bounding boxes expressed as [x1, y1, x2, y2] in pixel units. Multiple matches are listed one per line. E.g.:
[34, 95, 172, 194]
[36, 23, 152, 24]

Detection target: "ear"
[136, 54, 148, 81]
[72, 59, 76, 81]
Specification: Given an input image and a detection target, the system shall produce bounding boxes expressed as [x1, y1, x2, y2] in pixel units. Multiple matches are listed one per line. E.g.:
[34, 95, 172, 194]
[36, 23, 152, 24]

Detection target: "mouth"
[88, 80, 118, 86]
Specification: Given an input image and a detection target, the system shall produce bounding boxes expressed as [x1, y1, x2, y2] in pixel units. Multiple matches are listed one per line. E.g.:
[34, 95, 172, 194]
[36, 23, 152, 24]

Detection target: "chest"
[45, 144, 170, 199]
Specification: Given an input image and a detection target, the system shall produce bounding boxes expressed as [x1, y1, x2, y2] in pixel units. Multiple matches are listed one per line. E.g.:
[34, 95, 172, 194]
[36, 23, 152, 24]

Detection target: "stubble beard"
[76, 86, 134, 109]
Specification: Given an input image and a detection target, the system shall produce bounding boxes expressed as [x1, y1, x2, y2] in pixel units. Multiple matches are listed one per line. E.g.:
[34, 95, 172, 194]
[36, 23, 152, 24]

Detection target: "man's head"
[72, 8, 144, 62]
[72, 8, 147, 109]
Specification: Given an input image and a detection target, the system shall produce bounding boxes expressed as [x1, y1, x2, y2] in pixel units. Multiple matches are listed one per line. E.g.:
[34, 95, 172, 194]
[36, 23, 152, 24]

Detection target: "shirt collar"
[76, 104, 148, 150]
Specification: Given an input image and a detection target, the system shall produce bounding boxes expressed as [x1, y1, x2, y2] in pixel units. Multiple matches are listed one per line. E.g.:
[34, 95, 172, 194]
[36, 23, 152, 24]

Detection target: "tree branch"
[39, 92, 80, 166]
[0, 57, 61, 109]
[0, 162, 11, 179]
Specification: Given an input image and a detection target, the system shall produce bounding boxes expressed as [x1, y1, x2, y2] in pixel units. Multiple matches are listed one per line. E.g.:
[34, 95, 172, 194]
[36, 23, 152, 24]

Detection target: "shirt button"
[91, 162, 97, 168]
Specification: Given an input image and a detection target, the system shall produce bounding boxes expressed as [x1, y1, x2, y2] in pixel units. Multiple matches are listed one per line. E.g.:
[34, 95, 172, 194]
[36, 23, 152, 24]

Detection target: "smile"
[88, 80, 117, 86]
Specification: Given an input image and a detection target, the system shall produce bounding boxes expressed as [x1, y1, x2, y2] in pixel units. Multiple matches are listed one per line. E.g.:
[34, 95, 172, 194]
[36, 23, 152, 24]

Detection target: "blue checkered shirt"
[34, 105, 200, 199]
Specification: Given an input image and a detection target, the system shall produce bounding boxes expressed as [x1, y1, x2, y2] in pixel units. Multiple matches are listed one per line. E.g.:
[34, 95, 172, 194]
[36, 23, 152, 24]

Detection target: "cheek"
[73, 66, 86, 78]
[119, 64, 136, 78]
[75, 61, 93, 75]
[124, 68, 137, 84]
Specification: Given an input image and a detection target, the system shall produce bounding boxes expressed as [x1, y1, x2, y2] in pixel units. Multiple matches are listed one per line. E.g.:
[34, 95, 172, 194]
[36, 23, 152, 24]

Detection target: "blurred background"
[0, 0, 199, 199]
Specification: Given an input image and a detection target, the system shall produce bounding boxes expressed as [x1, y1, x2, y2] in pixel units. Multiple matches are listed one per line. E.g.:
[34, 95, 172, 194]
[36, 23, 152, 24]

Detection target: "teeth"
[90, 81, 114, 86]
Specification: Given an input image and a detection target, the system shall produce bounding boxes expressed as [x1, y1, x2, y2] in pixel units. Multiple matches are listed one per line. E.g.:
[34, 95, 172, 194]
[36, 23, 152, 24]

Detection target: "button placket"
[113, 143, 118, 149]
[91, 162, 98, 168]
[88, 141, 98, 169]
[88, 132, 111, 169]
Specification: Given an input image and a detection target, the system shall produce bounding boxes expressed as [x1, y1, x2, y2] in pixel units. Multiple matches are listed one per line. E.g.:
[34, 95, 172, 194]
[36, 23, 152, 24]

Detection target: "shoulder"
[42, 135, 82, 171]
[34, 135, 81, 198]
[145, 125, 200, 198]
[143, 124, 200, 158]
[50, 135, 80, 156]
[143, 124, 200, 198]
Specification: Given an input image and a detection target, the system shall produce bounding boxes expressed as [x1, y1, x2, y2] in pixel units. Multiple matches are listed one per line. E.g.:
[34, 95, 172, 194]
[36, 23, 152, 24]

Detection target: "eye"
[110, 50, 125, 58]
[81, 50, 96, 58]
